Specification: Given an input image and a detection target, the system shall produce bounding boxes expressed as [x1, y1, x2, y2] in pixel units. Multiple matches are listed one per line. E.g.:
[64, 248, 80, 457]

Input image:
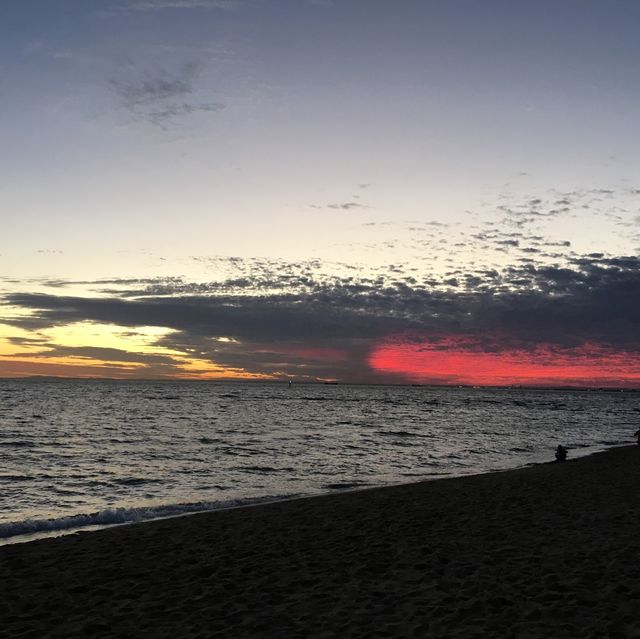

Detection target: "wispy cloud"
[110, 0, 241, 13]
[326, 202, 369, 211]
[110, 62, 224, 127]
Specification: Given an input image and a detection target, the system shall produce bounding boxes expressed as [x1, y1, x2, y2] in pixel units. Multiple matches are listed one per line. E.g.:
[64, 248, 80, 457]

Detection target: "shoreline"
[1, 442, 625, 547]
[3, 445, 640, 637]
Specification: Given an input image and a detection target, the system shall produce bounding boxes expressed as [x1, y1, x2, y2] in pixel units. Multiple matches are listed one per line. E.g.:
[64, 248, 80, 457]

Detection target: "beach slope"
[2, 446, 640, 638]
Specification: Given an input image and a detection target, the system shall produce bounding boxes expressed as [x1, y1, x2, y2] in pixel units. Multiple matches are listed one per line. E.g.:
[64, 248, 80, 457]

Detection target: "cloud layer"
[3, 252, 640, 383]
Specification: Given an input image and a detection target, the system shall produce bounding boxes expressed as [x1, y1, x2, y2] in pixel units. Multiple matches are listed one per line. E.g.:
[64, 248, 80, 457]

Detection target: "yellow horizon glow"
[0, 354, 274, 380]
[0, 321, 273, 380]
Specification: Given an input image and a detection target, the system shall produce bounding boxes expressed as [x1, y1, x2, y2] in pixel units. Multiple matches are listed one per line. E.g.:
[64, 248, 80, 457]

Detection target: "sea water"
[1, 380, 637, 544]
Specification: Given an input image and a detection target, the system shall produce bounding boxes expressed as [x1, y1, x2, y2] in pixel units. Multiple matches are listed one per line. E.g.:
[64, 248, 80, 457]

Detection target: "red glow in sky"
[368, 335, 640, 387]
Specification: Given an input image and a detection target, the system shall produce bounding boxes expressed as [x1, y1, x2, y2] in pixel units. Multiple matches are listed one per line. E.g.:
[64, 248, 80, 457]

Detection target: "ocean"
[1, 380, 637, 544]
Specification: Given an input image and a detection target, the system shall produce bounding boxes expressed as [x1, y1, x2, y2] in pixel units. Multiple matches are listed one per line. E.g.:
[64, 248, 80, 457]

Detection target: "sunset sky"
[2, 0, 640, 385]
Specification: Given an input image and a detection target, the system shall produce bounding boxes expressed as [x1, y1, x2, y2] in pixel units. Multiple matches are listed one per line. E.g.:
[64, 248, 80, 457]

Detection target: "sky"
[1, 0, 640, 386]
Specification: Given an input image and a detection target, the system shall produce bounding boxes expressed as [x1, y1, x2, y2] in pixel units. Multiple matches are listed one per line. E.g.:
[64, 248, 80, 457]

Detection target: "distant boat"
[323, 381, 339, 385]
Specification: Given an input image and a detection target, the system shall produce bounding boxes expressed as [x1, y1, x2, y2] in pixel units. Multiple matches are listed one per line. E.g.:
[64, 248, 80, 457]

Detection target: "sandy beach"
[2, 446, 640, 638]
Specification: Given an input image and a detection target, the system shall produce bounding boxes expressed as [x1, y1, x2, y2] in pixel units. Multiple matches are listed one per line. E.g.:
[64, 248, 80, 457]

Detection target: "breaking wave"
[0, 494, 302, 542]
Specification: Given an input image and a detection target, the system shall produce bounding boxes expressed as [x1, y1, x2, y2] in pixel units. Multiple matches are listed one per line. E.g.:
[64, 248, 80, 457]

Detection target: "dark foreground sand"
[2, 447, 640, 638]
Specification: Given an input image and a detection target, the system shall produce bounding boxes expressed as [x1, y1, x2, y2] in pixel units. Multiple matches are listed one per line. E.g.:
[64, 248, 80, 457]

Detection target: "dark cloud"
[153, 332, 370, 381]
[20, 345, 179, 366]
[3, 289, 420, 341]
[7, 336, 49, 346]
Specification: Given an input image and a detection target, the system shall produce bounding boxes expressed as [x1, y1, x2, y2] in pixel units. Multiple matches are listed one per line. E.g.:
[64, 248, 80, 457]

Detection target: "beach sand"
[2, 446, 640, 638]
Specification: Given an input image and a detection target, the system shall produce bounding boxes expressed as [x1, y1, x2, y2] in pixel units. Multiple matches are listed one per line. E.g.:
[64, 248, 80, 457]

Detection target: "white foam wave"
[0, 494, 300, 541]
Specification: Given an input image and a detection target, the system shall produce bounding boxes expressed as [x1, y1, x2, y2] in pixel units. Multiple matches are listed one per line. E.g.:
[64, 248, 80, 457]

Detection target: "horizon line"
[2, 375, 639, 391]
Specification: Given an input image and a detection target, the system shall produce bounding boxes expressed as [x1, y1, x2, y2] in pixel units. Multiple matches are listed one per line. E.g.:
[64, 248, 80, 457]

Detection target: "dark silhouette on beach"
[635, 429, 640, 446]
[555, 445, 568, 462]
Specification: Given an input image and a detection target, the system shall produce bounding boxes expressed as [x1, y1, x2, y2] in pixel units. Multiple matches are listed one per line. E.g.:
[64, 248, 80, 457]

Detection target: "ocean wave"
[112, 477, 166, 486]
[235, 465, 295, 474]
[0, 494, 302, 541]
[0, 440, 35, 448]
[400, 471, 450, 477]
[323, 482, 370, 490]
[0, 474, 35, 482]
[376, 430, 422, 438]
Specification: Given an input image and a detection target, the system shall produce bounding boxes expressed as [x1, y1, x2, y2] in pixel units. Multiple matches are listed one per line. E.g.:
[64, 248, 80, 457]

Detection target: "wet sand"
[2, 446, 640, 638]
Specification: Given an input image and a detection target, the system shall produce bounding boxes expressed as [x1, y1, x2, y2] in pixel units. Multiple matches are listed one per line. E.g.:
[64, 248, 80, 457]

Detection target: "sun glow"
[0, 322, 268, 380]
[47, 322, 177, 353]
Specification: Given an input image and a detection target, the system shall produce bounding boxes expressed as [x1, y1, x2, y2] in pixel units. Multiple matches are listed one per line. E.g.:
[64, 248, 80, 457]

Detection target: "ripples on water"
[0, 380, 638, 543]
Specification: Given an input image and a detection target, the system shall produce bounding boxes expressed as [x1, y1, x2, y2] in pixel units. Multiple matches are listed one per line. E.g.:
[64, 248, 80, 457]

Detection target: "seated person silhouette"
[555, 445, 567, 462]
